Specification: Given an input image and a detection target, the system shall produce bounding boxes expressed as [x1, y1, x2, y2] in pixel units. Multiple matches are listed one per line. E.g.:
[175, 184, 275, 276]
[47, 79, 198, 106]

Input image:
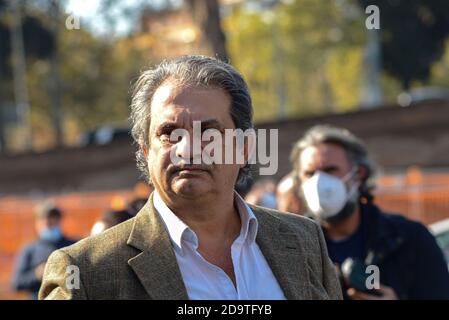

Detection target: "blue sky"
[64, 0, 180, 36]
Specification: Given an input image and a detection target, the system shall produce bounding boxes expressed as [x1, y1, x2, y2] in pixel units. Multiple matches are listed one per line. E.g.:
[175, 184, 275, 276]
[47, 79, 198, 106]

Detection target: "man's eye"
[157, 128, 173, 139]
[305, 172, 314, 178]
[159, 133, 172, 144]
[160, 128, 172, 135]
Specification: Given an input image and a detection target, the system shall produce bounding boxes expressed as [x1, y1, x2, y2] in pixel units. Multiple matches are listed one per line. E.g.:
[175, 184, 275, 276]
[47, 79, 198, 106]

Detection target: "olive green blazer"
[39, 194, 342, 300]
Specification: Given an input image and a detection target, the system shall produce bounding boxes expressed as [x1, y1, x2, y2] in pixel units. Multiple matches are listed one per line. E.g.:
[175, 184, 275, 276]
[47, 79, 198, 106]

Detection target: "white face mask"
[301, 169, 359, 220]
[40, 226, 63, 242]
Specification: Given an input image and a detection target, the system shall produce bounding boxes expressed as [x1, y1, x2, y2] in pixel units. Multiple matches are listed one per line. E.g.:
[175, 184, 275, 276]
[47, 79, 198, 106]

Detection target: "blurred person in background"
[90, 209, 134, 236]
[128, 182, 154, 216]
[290, 125, 449, 300]
[276, 172, 302, 214]
[11, 202, 76, 299]
[127, 198, 148, 216]
[244, 178, 278, 209]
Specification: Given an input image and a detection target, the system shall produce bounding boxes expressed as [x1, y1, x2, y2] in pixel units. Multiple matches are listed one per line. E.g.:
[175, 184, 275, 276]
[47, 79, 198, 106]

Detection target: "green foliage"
[4, 0, 449, 152]
[225, 0, 366, 123]
[358, 0, 449, 89]
[429, 39, 449, 88]
[23, 12, 150, 149]
[225, 8, 278, 121]
[227, 0, 449, 122]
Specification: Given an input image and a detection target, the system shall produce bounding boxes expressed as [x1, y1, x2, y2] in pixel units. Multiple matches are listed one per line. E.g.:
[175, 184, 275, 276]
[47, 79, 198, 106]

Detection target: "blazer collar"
[251, 204, 312, 300]
[127, 193, 189, 300]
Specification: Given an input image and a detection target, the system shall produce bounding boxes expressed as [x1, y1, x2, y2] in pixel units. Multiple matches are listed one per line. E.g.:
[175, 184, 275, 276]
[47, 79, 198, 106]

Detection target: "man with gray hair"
[291, 125, 449, 300]
[39, 55, 342, 300]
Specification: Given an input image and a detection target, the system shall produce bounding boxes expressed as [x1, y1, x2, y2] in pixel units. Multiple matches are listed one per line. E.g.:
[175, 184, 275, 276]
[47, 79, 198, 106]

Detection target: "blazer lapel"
[127, 194, 189, 300]
[251, 205, 312, 300]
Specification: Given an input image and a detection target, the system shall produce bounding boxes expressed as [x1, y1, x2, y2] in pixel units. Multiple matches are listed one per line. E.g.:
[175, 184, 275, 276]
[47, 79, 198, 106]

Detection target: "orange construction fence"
[375, 167, 449, 225]
[0, 184, 150, 299]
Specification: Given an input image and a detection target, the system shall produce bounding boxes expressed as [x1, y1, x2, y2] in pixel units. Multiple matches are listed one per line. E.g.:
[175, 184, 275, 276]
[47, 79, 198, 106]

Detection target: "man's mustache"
[167, 163, 212, 175]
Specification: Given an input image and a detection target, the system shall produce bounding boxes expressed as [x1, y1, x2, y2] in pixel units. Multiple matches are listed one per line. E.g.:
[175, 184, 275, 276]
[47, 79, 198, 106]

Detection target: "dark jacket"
[12, 236, 75, 299]
[324, 202, 449, 300]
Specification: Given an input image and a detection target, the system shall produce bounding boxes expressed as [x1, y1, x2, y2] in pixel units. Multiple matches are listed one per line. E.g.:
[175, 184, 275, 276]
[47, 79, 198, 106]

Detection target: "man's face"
[145, 81, 242, 200]
[298, 142, 353, 184]
[35, 216, 61, 234]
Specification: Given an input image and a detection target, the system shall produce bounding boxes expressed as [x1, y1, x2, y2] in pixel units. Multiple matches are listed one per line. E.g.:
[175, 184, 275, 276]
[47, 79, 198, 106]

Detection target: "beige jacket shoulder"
[39, 196, 342, 300]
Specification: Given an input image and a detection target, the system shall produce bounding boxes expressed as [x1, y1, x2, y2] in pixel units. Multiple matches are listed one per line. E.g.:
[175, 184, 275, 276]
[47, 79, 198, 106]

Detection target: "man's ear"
[142, 145, 148, 158]
[357, 165, 367, 181]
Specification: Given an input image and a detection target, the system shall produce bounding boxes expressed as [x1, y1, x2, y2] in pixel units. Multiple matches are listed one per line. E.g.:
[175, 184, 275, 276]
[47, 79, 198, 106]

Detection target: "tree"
[0, 0, 54, 152]
[1, 1, 152, 152]
[96, 0, 228, 60]
[0, 0, 10, 150]
[225, 0, 366, 121]
[184, 0, 228, 61]
[358, 0, 449, 90]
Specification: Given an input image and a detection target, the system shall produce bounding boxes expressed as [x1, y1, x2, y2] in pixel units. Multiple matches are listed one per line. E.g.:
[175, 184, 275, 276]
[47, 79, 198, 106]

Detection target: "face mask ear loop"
[342, 166, 361, 201]
[342, 166, 358, 183]
[347, 180, 361, 200]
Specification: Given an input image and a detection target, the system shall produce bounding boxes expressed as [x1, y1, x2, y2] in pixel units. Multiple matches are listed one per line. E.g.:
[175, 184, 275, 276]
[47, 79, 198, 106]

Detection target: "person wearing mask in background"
[90, 209, 134, 236]
[11, 202, 75, 299]
[290, 125, 449, 300]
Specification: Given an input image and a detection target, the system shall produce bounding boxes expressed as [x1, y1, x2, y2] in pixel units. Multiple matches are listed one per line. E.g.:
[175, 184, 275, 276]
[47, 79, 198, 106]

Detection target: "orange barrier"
[375, 168, 449, 224]
[376, 188, 449, 225]
[0, 189, 138, 299]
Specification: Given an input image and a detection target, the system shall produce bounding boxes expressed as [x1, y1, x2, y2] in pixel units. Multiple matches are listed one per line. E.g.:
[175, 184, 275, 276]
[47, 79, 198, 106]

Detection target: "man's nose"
[174, 132, 202, 161]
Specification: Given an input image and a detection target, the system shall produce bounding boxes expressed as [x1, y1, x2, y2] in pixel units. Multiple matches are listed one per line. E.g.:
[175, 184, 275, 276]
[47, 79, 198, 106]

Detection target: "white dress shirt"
[153, 191, 286, 300]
